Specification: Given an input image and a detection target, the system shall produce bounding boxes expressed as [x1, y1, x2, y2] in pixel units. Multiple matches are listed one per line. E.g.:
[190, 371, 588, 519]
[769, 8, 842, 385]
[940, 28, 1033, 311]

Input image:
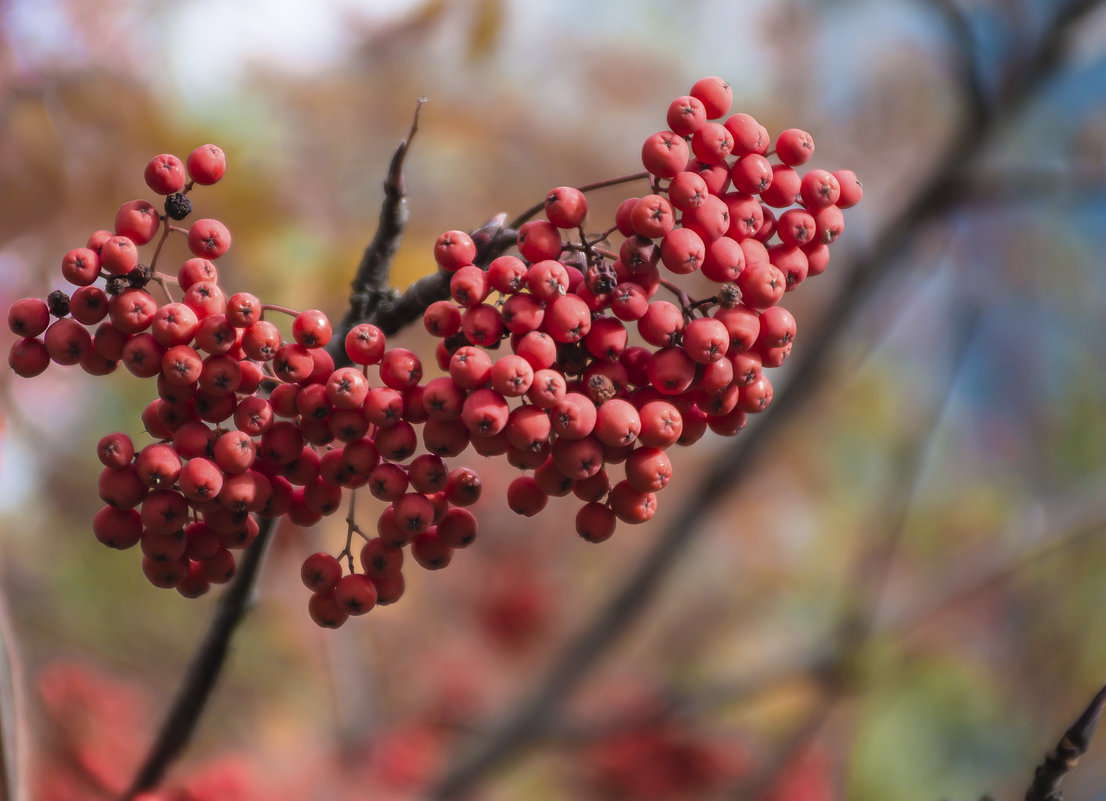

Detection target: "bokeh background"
[2, 0, 1106, 799]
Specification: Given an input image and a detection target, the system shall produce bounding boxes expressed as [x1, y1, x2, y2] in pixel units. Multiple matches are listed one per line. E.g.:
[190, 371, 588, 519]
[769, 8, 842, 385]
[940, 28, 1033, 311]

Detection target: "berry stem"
[260, 304, 300, 318]
[147, 216, 175, 274]
[658, 278, 698, 319]
[506, 171, 651, 232]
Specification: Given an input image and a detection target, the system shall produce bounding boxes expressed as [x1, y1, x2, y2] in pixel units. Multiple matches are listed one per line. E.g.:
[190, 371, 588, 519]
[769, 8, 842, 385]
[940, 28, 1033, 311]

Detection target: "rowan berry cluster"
[424, 76, 860, 542]
[5, 75, 859, 629]
[6, 146, 482, 628]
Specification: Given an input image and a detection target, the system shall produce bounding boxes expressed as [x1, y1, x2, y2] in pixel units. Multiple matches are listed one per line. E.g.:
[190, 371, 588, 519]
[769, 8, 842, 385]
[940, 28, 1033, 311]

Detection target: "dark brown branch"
[120, 518, 275, 801]
[365, 214, 515, 336]
[426, 4, 1103, 797]
[329, 98, 426, 366]
[1025, 683, 1106, 801]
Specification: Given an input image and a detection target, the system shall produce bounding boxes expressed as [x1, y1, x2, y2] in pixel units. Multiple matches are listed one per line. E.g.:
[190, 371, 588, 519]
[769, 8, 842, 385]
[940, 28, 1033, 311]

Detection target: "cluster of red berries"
[5, 76, 859, 628]
[6, 146, 482, 628]
[422, 76, 860, 542]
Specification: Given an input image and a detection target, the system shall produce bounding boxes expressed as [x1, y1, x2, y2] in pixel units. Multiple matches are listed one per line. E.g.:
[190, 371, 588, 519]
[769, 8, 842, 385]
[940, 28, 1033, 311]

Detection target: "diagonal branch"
[119, 518, 275, 801]
[1025, 683, 1106, 801]
[426, 3, 1104, 797]
[0, 586, 25, 801]
[329, 98, 427, 366]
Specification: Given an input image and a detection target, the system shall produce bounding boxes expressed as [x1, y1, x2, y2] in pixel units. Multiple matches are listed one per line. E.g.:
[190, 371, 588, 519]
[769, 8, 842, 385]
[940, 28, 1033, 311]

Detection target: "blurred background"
[2, 0, 1106, 799]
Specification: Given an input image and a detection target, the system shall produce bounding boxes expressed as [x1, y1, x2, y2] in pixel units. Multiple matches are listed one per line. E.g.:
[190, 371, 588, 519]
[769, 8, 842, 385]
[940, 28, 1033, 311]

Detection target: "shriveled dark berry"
[717, 282, 742, 309]
[127, 264, 153, 288]
[47, 290, 70, 318]
[165, 192, 193, 221]
[105, 276, 130, 295]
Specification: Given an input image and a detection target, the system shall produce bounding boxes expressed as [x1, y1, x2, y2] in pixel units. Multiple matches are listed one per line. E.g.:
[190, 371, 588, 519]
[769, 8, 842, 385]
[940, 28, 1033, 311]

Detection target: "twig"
[425, 3, 1102, 797]
[1025, 683, 1106, 801]
[329, 98, 426, 366]
[119, 517, 275, 801]
[0, 586, 25, 801]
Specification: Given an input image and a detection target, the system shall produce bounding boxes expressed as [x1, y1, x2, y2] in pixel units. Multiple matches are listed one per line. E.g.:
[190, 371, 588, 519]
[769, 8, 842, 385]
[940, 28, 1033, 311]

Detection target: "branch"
[0, 587, 25, 801]
[426, 4, 1102, 797]
[329, 98, 426, 366]
[1025, 683, 1106, 801]
[120, 517, 275, 801]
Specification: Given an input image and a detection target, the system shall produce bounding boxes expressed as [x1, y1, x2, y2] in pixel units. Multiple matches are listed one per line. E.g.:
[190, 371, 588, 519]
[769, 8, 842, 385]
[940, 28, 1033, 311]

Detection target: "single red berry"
[69, 286, 110, 325]
[507, 476, 548, 517]
[689, 76, 732, 119]
[93, 505, 143, 549]
[114, 199, 161, 246]
[724, 112, 769, 156]
[186, 144, 227, 185]
[575, 502, 617, 542]
[516, 220, 563, 262]
[145, 153, 187, 195]
[334, 574, 378, 616]
[433, 229, 477, 271]
[99, 235, 139, 276]
[640, 131, 690, 179]
[308, 591, 348, 629]
[44, 318, 92, 366]
[629, 194, 676, 239]
[178, 257, 218, 290]
[379, 347, 422, 391]
[411, 529, 453, 570]
[545, 186, 588, 229]
[59, 247, 101, 286]
[775, 128, 815, 166]
[690, 121, 734, 165]
[436, 507, 477, 548]
[609, 480, 657, 524]
[7, 298, 50, 337]
[187, 218, 232, 259]
[666, 95, 707, 136]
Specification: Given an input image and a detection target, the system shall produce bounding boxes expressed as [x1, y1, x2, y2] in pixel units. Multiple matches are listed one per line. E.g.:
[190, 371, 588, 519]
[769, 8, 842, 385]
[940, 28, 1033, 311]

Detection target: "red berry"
[434, 229, 477, 271]
[145, 153, 187, 195]
[689, 76, 732, 119]
[411, 529, 453, 570]
[60, 248, 101, 286]
[44, 318, 92, 366]
[507, 476, 548, 517]
[334, 574, 377, 615]
[516, 220, 563, 262]
[629, 194, 676, 239]
[666, 95, 707, 136]
[7, 298, 50, 338]
[545, 186, 588, 229]
[640, 131, 689, 179]
[308, 591, 348, 629]
[379, 347, 422, 391]
[99, 235, 139, 276]
[775, 128, 815, 166]
[609, 480, 657, 524]
[186, 144, 227, 185]
[114, 199, 161, 246]
[187, 218, 232, 259]
[575, 502, 616, 542]
[345, 323, 386, 365]
[436, 507, 477, 548]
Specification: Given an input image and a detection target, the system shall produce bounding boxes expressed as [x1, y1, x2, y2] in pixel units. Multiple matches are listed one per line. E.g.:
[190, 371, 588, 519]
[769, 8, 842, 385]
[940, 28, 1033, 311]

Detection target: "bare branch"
[329, 98, 426, 366]
[1025, 683, 1106, 801]
[426, 4, 1102, 797]
[120, 518, 275, 801]
[0, 588, 25, 801]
